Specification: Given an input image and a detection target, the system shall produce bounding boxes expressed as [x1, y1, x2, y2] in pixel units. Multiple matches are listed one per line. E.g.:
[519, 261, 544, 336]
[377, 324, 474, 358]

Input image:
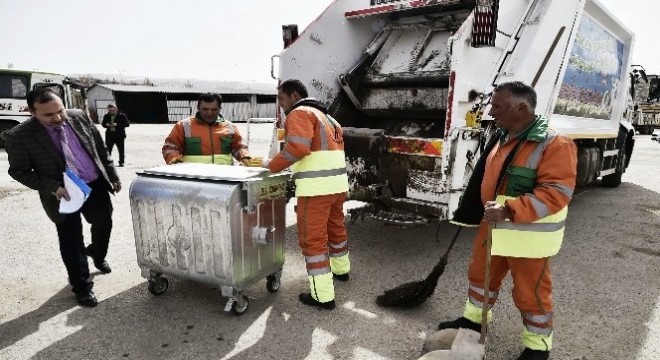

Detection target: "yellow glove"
[241, 157, 263, 167]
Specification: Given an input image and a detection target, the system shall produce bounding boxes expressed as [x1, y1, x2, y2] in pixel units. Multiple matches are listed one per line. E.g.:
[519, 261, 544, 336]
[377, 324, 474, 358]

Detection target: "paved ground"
[0, 124, 659, 360]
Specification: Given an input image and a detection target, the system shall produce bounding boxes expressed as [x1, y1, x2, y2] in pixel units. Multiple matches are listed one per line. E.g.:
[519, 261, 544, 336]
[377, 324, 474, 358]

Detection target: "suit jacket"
[5, 109, 120, 224]
[101, 112, 130, 137]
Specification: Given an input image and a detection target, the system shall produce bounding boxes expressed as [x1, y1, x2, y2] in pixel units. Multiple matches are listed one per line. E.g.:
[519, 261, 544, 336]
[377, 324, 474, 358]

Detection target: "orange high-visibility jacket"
[268, 104, 345, 173]
[162, 115, 249, 165]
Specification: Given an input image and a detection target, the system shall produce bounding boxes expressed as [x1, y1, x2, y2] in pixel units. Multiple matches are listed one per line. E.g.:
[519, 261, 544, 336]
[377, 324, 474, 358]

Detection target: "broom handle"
[479, 224, 493, 345]
[440, 227, 463, 262]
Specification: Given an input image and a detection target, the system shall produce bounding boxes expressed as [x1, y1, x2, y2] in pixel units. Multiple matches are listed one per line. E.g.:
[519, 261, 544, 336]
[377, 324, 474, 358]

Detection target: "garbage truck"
[629, 67, 660, 135]
[0, 68, 86, 147]
[273, 0, 635, 226]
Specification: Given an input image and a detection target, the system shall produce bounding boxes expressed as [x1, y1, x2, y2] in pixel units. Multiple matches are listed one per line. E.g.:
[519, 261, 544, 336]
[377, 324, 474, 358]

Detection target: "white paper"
[58, 171, 91, 214]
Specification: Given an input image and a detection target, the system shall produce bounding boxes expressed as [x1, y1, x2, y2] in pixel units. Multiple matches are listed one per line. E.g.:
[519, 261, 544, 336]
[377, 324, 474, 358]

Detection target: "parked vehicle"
[0, 68, 85, 147]
[273, 0, 635, 225]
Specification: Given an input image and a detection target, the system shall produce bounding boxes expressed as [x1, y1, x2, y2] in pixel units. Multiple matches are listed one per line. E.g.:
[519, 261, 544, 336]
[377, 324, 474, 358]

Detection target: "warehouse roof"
[90, 83, 276, 95]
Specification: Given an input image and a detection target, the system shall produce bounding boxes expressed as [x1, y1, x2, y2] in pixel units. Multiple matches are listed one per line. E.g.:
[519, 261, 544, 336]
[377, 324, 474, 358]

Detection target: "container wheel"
[231, 295, 249, 315]
[266, 274, 280, 293]
[148, 277, 169, 296]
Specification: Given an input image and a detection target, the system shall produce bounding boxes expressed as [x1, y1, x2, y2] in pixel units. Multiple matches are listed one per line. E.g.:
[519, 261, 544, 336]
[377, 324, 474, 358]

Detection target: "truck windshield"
[0, 74, 29, 98]
[648, 78, 660, 102]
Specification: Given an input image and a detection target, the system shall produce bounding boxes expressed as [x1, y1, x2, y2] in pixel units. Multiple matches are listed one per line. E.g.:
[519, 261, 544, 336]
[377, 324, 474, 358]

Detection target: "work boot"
[437, 316, 481, 332]
[299, 293, 336, 310]
[76, 291, 98, 307]
[333, 273, 349, 282]
[517, 348, 550, 360]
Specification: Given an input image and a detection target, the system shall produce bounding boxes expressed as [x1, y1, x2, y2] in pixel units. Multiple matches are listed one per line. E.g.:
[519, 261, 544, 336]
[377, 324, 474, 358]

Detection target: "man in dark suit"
[5, 88, 121, 307]
[101, 104, 129, 167]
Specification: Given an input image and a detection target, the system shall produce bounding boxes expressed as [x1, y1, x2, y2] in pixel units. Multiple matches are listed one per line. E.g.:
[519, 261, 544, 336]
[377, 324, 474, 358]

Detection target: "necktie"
[57, 126, 80, 176]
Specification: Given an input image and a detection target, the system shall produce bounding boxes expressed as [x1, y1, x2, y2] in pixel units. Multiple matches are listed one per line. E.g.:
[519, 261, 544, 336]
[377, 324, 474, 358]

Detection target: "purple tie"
[57, 126, 80, 176]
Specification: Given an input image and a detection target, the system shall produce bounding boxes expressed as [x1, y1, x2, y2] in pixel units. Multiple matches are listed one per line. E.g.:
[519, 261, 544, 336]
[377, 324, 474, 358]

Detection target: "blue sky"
[1, 0, 656, 83]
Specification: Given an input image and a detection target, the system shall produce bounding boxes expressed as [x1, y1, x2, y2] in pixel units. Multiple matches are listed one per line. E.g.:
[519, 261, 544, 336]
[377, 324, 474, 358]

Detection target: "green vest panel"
[291, 150, 348, 197]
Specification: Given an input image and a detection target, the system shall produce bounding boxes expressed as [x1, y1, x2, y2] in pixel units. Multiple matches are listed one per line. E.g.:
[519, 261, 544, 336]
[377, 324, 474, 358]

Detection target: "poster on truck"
[553, 14, 625, 120]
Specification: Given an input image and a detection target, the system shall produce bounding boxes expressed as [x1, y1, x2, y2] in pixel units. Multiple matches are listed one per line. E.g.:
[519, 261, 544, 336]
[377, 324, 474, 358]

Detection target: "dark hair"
[26, 87, 59, 110]
[493, 81, 537, 111]
[107, 104, 117, 109]
[198, 93, 223, 107]
[278, 79, 308, 98]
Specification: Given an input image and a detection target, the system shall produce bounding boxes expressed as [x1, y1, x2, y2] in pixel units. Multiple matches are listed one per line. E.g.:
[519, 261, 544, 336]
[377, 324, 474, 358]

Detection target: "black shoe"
[517, 348, 550, 360]
[76, 291, 98, 307]
[118, 163, 124, 167]
[94, 260, 112, 274]
[298, 293, 336, 310]
[333, 273, 349, 282]
[437, 316, 481, 332]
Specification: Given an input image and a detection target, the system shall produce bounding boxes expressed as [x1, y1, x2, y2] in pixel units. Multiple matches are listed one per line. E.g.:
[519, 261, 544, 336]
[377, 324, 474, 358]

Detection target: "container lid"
[138, 163, 276, 182]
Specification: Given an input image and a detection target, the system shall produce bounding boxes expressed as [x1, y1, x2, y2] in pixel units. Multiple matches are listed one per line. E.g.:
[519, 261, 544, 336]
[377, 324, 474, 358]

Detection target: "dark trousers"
[105, 132, 125, 164]
[55, 178, 113, 294]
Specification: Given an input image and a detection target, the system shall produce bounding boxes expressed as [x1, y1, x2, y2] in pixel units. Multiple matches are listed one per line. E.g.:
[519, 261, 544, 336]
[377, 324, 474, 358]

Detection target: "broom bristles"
[375, 261, 447, 308]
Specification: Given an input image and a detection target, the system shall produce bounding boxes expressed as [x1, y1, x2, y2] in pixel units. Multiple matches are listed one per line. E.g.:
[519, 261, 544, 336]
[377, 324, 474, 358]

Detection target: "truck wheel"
[602, 140, 626, 188]
[148, 277, 169, 296]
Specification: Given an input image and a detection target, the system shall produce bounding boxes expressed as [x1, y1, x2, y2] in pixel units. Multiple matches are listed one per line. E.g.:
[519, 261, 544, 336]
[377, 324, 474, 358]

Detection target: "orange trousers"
[296, 193, 348, 273]
[467, 223, 554, 331]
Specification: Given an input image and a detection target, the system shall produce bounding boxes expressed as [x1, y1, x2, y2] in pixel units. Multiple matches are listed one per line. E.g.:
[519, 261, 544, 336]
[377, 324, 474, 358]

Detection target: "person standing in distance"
[5, 88, 121, 307]
[101, 104, 130, 167]
[162, 93, 259, 165]
[264, 79, 350, 310]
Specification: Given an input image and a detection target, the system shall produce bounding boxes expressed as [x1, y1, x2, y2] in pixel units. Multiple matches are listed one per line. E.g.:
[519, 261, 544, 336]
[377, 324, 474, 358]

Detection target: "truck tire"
[601, 139, 626, 188]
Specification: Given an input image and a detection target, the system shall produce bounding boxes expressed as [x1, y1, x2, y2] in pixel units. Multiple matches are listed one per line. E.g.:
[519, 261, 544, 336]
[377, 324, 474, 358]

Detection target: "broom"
[376, 227, 462, 308]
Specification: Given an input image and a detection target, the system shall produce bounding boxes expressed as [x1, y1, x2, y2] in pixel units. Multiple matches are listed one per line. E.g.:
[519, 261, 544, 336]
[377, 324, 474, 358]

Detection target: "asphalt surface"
[1, 124, 659, 360]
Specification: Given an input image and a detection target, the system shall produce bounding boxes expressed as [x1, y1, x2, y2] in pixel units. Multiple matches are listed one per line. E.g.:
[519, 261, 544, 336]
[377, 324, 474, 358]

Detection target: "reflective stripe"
[469, 283, 499, 298]
[183, 119, 192, 137]
[528, 194, 550, 218]
[329, 250, 348, 257]
[526, 131, 557, 168]
[541, 182, 574, 199]
[523, 312, 553, 324]
[305, 254, 329, 264]
[496, 219, 566, 232]
[282, 149, 301, 163]
[468, 295, 493, 310]
[330, 240, 348, 249]
[308, 267, 331, 276]
[293, 168, 347, 180]
[525, 324, 553, 336]
[286, 135, 312, 146]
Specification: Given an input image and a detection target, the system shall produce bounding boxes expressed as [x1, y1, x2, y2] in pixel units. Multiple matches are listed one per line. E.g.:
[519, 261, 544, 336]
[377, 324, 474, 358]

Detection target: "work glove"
[242, 157, 264, 167]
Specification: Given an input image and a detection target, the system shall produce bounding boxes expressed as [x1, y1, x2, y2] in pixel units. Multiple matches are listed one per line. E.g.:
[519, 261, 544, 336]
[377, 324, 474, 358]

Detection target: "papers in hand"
[59, 168, 92, 214]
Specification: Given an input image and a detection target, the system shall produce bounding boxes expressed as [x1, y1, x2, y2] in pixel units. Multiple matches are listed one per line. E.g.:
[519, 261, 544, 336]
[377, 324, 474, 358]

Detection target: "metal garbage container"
[129, 163, 289, 315]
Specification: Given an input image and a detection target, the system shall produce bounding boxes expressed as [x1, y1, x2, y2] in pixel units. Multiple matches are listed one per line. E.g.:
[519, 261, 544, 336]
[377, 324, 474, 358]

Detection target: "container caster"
[225, 294, 249, 315]
[266, 270, 282, 293]
[148, 277, 169, 296]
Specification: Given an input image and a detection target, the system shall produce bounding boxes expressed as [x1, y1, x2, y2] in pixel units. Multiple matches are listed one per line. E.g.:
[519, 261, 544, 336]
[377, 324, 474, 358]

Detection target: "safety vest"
[491, 129, 569, 258]
[181, 118, 233, 165]
[291, 114, 349, 197]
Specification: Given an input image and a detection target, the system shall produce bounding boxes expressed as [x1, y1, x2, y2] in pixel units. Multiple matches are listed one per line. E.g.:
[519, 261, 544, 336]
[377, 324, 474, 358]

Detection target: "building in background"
[86, 84, 276, 124]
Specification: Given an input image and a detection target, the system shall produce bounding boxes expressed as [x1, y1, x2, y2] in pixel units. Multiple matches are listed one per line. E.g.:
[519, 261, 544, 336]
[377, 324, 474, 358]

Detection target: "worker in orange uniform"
[264, 79, 350, 310]
[439, 82, 577, 360]
[162, 93, 258, 165]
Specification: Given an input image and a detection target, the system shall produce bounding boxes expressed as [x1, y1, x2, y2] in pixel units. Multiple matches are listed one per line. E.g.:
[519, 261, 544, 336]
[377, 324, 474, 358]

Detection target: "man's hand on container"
[242, 157, 264, 167]
[483, 201, 511, 222]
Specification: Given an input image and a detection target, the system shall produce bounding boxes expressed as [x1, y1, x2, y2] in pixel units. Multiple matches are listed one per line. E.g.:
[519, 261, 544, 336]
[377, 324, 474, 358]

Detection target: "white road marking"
[343, 301, 378, 319]
[636, 295, 660, 360]
[304, 328, 337, 360]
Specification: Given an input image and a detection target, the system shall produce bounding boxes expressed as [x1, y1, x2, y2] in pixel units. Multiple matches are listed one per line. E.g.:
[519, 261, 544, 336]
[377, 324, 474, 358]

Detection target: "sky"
[1, 0, 658, 84]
